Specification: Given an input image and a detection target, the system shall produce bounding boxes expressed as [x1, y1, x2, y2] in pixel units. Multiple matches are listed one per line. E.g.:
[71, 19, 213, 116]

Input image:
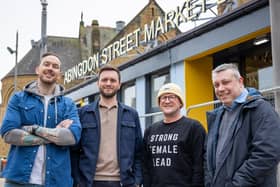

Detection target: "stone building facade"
[0, 0, 179, 156]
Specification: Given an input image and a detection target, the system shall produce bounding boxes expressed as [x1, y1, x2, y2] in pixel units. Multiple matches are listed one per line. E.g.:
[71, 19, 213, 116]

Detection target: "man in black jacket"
[205, 63, 280, 187]
[143, 83, 206, 187]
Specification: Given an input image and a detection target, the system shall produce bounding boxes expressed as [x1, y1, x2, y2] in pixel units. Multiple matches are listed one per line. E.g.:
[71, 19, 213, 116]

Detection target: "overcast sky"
[0, 0, 189, 81]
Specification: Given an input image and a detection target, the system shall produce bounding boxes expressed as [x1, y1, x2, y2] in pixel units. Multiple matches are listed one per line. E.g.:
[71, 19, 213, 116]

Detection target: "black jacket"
[205, 88, 280, 187]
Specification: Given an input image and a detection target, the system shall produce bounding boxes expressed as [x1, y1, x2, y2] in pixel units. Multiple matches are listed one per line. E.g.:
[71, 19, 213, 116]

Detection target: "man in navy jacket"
[71, 65, 143, 187]
[205, 63, 280, 187]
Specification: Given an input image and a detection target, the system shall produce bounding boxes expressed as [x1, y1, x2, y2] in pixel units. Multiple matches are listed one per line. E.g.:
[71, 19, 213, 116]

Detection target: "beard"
[39, 75, 57, 85]
[99, 88, 118, 98]
[161, 106, 181, 117]
[38, 70, 59, 85]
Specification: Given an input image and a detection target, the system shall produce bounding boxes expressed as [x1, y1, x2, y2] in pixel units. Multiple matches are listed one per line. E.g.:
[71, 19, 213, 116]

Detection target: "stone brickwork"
[0, 75, 36, 156]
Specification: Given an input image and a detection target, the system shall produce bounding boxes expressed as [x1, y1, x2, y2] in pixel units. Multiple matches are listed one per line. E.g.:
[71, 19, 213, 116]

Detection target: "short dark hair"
[41, 52, 61, 61]
[98, 65, 121, 82]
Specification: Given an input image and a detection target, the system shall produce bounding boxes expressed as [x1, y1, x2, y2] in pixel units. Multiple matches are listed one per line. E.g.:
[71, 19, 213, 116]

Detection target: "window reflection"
[245, 46, 272, 89]
[121, 83, 136, 108]
[151, 73, 170, 108]
[149, 72, 170, 125]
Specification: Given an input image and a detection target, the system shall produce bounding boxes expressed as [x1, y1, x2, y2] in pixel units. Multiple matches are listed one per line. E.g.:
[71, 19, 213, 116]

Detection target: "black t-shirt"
[143, 116, 206, 187]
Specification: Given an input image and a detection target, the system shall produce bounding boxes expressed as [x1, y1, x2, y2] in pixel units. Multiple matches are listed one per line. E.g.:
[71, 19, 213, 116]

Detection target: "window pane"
[151, 74, 170, 108]
[122, 83, 136, 108]
[245, 46, 272, 89]
[150, 72, 170, 124]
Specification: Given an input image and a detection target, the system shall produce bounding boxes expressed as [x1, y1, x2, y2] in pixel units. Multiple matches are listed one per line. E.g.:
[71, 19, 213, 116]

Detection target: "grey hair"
[212, 63, 241, 80]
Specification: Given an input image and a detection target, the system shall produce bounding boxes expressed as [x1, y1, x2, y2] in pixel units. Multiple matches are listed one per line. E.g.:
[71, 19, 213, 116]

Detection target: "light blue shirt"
[224, 88, 249, 111]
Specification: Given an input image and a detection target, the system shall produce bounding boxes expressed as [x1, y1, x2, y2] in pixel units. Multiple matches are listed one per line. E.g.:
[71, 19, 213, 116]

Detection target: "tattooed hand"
[22, 125, 40, 134]
[3, 129, 50, 146]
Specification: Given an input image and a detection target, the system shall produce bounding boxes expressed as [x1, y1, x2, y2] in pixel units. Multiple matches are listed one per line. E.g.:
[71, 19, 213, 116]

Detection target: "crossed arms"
[3, 119, 76, 146]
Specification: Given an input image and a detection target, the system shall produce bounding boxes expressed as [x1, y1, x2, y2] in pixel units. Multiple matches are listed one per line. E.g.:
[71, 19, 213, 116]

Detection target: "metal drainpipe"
[270, 0, 280, 113]
[269, 0, 280, 186]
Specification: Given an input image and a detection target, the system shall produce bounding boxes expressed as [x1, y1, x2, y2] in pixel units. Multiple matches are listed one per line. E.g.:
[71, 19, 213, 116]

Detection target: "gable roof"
[3, 35, 81, 79]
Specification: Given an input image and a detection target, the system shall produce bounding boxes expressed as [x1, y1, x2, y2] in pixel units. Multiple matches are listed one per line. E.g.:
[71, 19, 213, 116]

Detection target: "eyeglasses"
[160, 95, 177, 102]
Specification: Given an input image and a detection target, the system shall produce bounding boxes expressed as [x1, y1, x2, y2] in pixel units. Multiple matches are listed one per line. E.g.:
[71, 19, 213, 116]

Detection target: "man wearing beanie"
[143, 83, 206, 187]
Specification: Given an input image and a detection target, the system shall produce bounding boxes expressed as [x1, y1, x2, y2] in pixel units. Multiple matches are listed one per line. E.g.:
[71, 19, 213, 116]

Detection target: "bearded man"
[71, 65, 143, 187]
[1, 52, 81, 187]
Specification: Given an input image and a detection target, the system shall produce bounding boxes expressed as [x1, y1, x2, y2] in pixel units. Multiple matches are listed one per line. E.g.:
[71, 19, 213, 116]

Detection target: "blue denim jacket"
[0, 87, 81, 187]
[71, 100, 143, 187]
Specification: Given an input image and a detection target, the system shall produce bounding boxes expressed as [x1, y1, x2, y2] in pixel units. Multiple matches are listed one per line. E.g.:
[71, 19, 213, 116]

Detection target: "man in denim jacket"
[0, 52, 81, 187]
[71, 65, 143, 187]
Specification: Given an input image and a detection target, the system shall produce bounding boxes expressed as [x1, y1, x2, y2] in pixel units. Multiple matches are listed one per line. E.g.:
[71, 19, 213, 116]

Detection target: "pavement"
[0, 178, 4, 187]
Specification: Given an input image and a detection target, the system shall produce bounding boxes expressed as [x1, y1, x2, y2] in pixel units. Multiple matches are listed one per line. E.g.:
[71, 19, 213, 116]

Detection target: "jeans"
[92, 181, 121, 187]
[4, 181, 44, 187]
[92, 181, 137, 187]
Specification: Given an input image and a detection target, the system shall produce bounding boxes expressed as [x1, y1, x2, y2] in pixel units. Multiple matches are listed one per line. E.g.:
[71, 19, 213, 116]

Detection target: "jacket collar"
[23, 81, 64, 98]
[84, 99, 130, 113]
[208, 87, 263, 116]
